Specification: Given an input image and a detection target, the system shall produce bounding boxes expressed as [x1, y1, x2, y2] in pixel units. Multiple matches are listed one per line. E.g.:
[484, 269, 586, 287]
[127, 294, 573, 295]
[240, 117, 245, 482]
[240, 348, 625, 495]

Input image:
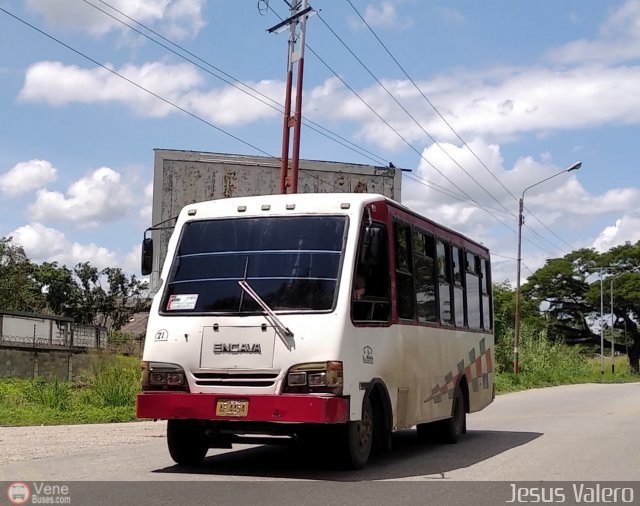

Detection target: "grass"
[494, 323, 640, 393]
[0, 354, 140, 426]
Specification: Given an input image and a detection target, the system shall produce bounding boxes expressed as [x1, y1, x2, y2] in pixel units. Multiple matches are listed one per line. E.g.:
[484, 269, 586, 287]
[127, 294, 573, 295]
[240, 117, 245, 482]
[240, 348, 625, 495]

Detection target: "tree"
[69, 262, 149, 331]
[0, 237, 47, 312]
[0, 237, 149, 333]
[32, 262, 78, 316]
[523, 243, 640, 374]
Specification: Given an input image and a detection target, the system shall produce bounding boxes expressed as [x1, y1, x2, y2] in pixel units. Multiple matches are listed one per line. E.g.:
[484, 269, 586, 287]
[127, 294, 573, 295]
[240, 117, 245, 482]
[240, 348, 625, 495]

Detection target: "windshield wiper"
[238, 280, 295, 350]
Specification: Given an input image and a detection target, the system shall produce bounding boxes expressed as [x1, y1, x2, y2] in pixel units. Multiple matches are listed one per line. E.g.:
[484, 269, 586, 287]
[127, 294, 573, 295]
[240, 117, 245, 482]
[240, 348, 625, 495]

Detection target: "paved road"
[1, 383, 638, 504]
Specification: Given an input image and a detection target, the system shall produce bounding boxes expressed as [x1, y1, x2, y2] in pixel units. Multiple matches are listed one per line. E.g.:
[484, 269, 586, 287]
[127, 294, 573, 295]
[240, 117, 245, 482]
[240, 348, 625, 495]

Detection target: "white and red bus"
[137, 192, 494, 469]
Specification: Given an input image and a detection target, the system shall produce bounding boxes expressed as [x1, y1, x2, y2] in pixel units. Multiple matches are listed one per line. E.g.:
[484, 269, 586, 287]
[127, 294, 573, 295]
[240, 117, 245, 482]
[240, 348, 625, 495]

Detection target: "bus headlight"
[141, 361, 189, 391]
[284, 361, 343, 395]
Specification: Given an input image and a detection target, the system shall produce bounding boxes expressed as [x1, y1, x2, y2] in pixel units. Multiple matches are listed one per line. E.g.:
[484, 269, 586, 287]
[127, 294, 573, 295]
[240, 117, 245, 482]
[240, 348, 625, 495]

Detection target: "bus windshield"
[162, 215, 347, 314]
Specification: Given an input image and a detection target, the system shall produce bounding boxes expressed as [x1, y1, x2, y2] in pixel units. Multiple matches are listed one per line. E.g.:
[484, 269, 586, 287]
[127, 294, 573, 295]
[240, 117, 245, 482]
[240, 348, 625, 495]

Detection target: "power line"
[345, 0, 518, 202]
[88, 0, 570, 257]
[0, 7, 275, 158]
[316, 11, 518, 222]
[345, 0, 574, 256]
[0, 6, 351, 194]
[264, 6, 530, 244]
[82, 0, 389, 168]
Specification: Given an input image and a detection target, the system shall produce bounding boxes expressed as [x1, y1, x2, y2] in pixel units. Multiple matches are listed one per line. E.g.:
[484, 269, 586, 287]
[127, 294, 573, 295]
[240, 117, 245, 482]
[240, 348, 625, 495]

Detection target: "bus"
[136, 192, 495, 469]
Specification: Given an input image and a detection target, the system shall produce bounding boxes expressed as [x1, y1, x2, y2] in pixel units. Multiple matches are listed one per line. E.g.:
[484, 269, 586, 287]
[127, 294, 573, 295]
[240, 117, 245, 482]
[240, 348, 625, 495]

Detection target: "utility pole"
[268, 0, 313, 194]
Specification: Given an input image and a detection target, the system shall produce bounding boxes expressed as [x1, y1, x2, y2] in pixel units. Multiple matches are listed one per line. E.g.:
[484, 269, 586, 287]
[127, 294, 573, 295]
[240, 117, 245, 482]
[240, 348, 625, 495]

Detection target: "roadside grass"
[495, 324, 640, 393]
[0, 354, 140, 426]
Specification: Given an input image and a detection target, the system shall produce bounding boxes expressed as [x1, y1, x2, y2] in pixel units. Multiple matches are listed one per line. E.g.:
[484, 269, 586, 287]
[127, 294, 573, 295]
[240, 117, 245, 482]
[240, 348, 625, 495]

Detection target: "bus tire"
[167, 419, 209, 465]
[439, 385, 466, 444]
[339, 396, 373, 469]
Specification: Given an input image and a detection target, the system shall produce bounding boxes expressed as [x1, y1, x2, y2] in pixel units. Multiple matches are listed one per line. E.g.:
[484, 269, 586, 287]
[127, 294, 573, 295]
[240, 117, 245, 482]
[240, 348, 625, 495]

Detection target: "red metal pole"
[279, 69, 293, 194]
[290, 57, 305, 194]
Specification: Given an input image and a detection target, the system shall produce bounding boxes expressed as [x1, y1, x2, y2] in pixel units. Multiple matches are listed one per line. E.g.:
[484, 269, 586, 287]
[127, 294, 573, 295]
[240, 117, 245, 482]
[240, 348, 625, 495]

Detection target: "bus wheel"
[339, 396, 373, 469]
[167, 419, 209, 465]
[440, 386, 466, 444]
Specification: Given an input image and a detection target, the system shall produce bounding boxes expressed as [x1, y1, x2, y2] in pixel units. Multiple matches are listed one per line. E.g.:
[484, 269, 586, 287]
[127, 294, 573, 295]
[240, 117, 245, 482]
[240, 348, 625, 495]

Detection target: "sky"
[1, 0, 640, 284]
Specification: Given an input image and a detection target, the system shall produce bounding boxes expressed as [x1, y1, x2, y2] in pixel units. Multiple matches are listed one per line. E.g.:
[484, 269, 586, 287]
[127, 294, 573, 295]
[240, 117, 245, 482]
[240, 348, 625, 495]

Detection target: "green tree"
[0, 237, 149, 332]
[523, 243, 640, 374]
[0, 237, 46, 312]
[70, 262, 149, 331]
[493, 280, 542, 343]
[32, 262, 78, 316]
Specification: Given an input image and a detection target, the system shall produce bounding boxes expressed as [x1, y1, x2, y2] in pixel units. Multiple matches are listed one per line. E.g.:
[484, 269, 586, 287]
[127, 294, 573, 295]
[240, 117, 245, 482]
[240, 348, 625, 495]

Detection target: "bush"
[81, 354, 141, 408]
[495, 322, 592, 391]
[24, 377, 72, 410]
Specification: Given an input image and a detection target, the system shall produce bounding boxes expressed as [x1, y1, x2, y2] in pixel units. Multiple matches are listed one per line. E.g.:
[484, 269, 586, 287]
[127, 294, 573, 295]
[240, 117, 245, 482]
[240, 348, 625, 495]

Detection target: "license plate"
[216, 399, 249, 417]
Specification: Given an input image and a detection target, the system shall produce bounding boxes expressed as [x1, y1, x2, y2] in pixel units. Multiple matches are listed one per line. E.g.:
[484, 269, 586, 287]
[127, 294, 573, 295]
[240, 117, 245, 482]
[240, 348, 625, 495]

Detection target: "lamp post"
[586, 265, 619, 374]
[513, 161, 582, 374]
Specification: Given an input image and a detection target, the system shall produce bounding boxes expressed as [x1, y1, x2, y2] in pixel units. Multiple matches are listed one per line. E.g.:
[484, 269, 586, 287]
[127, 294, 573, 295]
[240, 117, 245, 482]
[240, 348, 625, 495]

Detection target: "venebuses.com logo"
[7, 482, 30, 505]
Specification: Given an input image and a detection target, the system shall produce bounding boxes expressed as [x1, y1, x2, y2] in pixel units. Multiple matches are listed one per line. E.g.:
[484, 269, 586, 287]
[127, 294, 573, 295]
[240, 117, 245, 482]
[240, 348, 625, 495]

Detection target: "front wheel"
[338, 396, 374, 469]
[167, 419, 209, 465]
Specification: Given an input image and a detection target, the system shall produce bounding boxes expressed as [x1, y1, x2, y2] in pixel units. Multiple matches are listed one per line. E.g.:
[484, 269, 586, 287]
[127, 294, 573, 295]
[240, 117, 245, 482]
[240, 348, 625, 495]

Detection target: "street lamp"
[513, 161, 582, 374]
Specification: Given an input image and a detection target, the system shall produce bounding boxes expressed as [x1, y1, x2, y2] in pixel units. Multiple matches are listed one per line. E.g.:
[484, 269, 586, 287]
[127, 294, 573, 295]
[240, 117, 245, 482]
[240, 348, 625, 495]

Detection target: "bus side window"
[465, 252, 481, 329]
[394, 222, 414, 320]
[436, 240, 453, 324]
[413, 230, 437, 322]
[452, 246, 465, 327]
[352, 222, 391, 322]
[481, 258, 492, 330]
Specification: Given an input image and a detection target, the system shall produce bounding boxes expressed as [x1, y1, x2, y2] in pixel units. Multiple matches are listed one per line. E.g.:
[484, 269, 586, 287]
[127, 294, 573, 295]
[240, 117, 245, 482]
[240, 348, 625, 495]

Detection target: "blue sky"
[1, 0, 639, 283]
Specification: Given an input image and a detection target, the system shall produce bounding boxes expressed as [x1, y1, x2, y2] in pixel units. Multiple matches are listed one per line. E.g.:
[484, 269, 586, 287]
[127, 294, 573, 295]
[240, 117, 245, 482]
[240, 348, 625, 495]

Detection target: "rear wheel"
[338, 396, 373, 469]
[167, 419, 209, 465]
[438, 386, 465, 444]
[416, 385, 466, 444]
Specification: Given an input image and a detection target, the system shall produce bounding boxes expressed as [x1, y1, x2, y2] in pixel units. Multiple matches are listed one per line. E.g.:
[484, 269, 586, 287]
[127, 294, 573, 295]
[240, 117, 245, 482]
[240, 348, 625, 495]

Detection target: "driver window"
[352, 220, 391, 322]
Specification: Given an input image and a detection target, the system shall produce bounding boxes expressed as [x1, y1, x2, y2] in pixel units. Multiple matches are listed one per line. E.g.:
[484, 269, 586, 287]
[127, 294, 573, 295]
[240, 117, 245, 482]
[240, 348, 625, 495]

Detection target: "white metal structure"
[137, 193, 494, 469]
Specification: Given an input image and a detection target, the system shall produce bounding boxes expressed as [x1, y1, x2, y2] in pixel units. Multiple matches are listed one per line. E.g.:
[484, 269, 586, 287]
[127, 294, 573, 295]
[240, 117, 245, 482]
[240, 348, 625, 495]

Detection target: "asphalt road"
[1, 383, 639, 505]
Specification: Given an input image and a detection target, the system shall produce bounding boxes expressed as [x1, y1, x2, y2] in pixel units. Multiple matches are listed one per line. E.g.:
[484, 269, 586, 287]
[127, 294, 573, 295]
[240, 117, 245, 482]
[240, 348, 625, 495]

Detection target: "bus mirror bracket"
[140, 215, 178, 277]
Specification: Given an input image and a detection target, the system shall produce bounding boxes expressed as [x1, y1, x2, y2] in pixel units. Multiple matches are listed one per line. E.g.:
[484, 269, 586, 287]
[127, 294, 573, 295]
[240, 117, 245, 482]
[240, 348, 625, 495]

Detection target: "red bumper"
[136, 393, 349, 423]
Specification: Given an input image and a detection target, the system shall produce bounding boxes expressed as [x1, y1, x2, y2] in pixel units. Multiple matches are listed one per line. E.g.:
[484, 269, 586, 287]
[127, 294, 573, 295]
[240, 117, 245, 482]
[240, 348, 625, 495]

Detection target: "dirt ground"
[0, 420, 166, 465]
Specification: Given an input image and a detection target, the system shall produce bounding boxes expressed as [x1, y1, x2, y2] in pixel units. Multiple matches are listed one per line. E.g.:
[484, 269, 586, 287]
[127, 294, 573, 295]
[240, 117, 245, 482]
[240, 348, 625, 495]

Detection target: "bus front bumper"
[136, 393, 350, 423]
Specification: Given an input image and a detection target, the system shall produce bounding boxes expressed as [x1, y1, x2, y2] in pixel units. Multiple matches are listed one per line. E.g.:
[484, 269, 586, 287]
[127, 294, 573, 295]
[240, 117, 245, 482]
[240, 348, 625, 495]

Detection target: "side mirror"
[141, 236, 153, 276]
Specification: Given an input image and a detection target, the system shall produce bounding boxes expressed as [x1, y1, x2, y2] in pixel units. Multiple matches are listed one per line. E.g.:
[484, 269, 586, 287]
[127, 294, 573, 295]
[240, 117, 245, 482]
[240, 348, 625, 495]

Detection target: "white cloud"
[28, 167, 134, 227]
[9, 222, 119, 270]
[139, 181, 153, 224]
[183, 79, 282, 125]
[0, 159, 57, 195]
[397, 140, 640, 280]
[308, 65, 640, 149]
[18, 61, 281, 126]
[364, 2, 401, 28]
[549, 0, 640, 64]
[19, 61, 203, 118]
[593, 213, 640, 251]
[24, 0, 206, 40]
[124, 243, 143, 274]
